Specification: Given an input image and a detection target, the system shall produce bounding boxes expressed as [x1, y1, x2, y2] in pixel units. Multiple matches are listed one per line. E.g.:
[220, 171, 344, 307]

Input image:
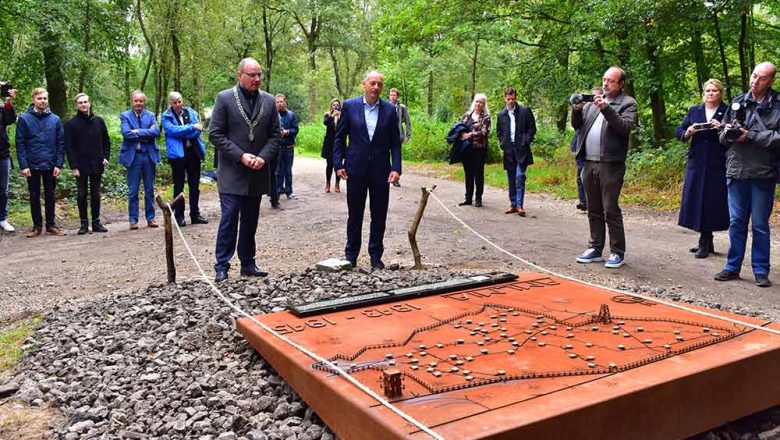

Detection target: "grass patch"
[0, 315, 43, 373]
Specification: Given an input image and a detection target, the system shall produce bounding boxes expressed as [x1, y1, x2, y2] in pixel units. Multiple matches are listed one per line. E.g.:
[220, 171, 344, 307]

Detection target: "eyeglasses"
[241, 71, 262, 78]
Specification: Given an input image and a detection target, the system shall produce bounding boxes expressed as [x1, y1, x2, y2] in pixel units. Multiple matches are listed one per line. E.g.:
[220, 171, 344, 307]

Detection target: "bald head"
[362, 70, 384, 105]
[237, 58, 262, 92]
[750, 62, 777, 100]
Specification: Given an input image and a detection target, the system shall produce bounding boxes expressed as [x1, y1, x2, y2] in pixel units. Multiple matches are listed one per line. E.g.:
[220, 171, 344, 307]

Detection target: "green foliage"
[626, 140, 688, 191]
[0, 314, 43, 372]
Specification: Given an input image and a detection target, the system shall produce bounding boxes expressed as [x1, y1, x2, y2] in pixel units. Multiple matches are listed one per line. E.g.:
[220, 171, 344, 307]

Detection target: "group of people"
[447, 88, 537, 216]
[676, 62, 780, 287]
[1, 60, 778, 288]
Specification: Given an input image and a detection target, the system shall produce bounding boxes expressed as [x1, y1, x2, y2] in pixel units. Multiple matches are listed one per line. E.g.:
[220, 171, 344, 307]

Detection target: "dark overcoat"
[208, 86, 281, 196]
[497, 105, 536, 170]
[675, 103, 729, 232]
[64, 111, 111, 175]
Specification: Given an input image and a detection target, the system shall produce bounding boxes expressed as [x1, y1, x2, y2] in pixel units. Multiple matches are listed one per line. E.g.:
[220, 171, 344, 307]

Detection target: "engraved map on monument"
[303, 276, 750, 399]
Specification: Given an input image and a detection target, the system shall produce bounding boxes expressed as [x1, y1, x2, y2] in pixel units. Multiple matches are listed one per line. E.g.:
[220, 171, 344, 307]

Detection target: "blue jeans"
[127, 152, 156, 223]
[0, 158, 9, 221]
[276, 148, 294, 196]
[507, 164, 528, 208]
[214, 193, 262, 272]
[724, 178, 775, 276]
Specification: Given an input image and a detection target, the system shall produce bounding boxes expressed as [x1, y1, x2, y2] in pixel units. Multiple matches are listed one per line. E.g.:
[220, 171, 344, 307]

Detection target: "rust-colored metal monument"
[237, 272, 780, 440]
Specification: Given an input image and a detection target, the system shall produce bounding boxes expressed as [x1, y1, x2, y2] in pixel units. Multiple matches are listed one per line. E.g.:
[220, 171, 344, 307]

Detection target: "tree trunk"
[171, 0, 182, 92]
[329, 47, 344, 98]
[469, 40, 479, 101]
[712, 11, 732, 100]
[190, 52, 202, 115]
[738, 4, 749, 92]
[262, 4, 274, 92]
[77, 0, 92, 93]
[307, 37, 317, 121]
[41, 28, 68, 117]
[645, 41, 667, 144]
[691, 31, 708, 94]
[427, 70, 433, 117]
[555, 48, 570, 133]
[137, 0, 154, 91]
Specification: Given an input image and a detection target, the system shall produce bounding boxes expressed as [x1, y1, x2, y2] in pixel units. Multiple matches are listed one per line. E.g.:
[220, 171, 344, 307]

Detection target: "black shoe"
[714, 270, 740, 281]
[392, 181, 401, 187]
[271, 202, 283, 210]
[91, 221, 108, 233]
[176, 217, 186, 227]
[755, 274, 772, 288]
[475, 200, 483, 207]
[576, 203, 587, 211]
[458, 200, 472, 206]
[190, 215, 208, 224]
[371, 259, 385, 270]
[240, 264, 268, 277]
[77, 221, 89, 235]
[215, 270, 228, 283]
[689, 246, 699, 253]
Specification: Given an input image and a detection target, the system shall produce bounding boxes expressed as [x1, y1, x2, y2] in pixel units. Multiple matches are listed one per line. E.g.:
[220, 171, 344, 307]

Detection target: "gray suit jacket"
[571, 91, 637, 163]
[395, 102, 411, 140]
[209, 87, 281, 196]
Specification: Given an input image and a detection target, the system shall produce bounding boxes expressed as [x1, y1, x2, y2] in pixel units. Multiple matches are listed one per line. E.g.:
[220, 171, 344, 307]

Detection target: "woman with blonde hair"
[675, 78, 729, 258]
[321, 98, 342, 192]
[458, 93, 491, 207]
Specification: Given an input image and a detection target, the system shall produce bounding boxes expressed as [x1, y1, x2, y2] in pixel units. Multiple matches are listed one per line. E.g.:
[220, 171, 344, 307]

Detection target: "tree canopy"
[1, 0, 779, 147]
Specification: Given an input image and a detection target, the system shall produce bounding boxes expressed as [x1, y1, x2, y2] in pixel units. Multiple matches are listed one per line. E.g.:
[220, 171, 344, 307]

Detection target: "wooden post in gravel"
[408, 186, 436, 270]
[156, 193, 185, 284]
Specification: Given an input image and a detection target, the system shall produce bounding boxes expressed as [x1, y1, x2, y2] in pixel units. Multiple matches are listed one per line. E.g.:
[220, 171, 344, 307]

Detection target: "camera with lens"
[724, 101, 748, 143]
[570, 94, 596, 105]
[0, 82, 13, 98]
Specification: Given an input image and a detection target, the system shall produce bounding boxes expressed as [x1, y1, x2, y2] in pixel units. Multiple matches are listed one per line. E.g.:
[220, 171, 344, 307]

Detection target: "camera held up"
[724, 101, 747, 143]
[570, 94, 596, 105]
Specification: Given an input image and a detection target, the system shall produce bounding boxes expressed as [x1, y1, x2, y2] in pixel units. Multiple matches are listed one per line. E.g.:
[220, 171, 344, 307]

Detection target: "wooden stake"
[408, 185, 436, 270]
[155, 192, 185, 284]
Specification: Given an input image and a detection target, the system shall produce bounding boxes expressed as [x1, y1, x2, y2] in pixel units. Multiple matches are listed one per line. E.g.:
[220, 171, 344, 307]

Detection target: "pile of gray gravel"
[8, 267, 473, 439]
[4, 266, 779, 440]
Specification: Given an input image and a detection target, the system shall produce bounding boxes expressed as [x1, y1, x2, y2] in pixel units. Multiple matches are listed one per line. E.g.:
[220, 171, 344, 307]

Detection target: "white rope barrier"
[165, 204, 444, 440]
[426, 191, 780, 337]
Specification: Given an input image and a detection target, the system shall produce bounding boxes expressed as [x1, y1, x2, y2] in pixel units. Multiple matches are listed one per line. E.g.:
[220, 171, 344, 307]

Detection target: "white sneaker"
[0, 219, 15, 232]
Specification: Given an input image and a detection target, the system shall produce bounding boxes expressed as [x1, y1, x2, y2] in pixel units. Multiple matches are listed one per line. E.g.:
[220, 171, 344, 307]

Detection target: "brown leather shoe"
[129, 222, 139, 230]
[26, 227, 42, 238]
[147, 220, 159, 228]
[46, 226, 66, 236]
[517, 208, 527, 217]
[504, 206, 517, 214]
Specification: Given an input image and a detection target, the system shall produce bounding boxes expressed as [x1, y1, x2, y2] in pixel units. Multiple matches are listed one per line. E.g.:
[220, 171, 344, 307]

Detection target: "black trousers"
[325, 157, 341, 184]
[582, 161, 626, 257]
[461, 147, 486, 201]
[169, 147, 202, 220]
[27, 169, 57, 228]
[76, 173, 102, 223]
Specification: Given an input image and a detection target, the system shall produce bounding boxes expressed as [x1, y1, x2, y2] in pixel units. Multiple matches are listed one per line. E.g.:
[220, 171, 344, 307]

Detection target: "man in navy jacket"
[333, 70, 402, 269]
[120, 90, 161, 229]
[16, 88, 65, 237]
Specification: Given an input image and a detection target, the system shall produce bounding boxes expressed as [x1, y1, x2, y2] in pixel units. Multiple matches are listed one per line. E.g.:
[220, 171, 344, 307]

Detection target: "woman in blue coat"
[676, 78, 729, 258]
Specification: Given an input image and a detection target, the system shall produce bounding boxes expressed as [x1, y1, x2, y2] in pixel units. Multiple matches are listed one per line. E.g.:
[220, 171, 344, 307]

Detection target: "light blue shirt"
[363, 96, 379, 141]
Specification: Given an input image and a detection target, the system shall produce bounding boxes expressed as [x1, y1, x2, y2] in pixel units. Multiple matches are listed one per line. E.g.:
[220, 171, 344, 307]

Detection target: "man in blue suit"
[120, 90, 161, 229]
[333, 70, 402, 270]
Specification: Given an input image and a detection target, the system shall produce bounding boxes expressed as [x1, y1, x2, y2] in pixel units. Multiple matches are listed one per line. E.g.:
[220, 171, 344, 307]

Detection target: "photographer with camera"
[569, 86, 603, 212]
[0, 81, 17, 232]
[675, 79, 728, 259]
[714, 62, 780, 288]
[571, 66, 638, 269]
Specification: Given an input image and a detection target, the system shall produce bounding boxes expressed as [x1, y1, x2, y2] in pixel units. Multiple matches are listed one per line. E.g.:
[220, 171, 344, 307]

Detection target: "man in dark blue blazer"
[333, 70, 402, 269]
